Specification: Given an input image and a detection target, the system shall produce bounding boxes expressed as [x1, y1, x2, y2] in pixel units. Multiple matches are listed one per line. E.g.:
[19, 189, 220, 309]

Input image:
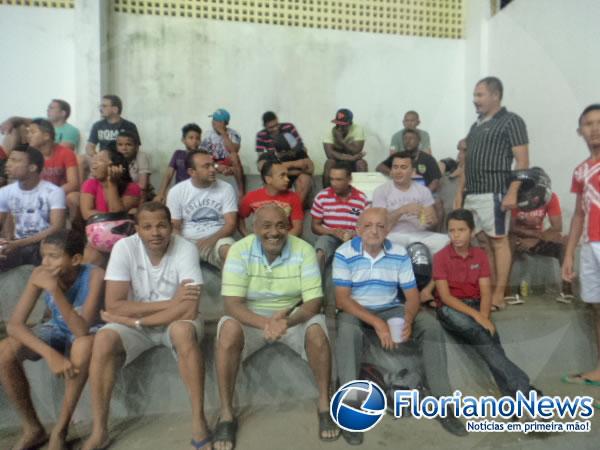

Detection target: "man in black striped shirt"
[454, 77, 529, 310]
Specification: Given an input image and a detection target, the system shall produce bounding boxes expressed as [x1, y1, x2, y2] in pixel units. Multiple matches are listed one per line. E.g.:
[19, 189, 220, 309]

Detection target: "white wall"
[0, 6, 77, 124]
[484, 0, 600, 216]
[107, 13, 467, 177]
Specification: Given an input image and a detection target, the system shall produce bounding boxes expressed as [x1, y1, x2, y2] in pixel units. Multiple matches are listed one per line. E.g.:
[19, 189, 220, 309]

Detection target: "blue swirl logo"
[330, 380, 387, 432]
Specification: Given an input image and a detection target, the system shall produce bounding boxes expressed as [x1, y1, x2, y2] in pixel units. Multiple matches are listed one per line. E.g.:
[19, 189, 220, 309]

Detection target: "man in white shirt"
[167, 149, 238, 269]
[82, 202, 211, 450]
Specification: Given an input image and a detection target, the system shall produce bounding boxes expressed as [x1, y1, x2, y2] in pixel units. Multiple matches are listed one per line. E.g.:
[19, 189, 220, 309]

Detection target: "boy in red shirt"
[238, 159, 304, 236]
[434, 208, 536, 397]
[562, 104, 600, 386]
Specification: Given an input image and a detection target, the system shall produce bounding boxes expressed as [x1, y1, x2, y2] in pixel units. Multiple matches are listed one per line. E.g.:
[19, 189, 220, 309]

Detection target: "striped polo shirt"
[310, 186, 368, 231]
[256, 122, 304, 153]
[465, 107, 528, 194]
[221, 234, 323, 313]
[333, 237, 417, 310]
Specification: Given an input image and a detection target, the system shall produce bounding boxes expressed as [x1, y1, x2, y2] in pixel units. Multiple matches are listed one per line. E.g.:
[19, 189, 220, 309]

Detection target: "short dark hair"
[478, 76, 503, 100]
[51, 99, 71, 120]
[13, 144, 45, 173]
[262, 111, 277, 126]
[103, 95, 123, 114]
[117, 130, 139, 145]
[330, 161, 352, 177]
[181, 123, 202, 138]
[260, 157, 282, 184]
[31, 118, 55, 141]
[185, 149, 213, 171]
[43, 229, 86, 257]
[136, 201, 172, 224]
[402, 128, 421, 141]
[579, 104, 600, 126]
[389, 150, 415, 167]
[446, 208, 475, 231]
[405, 110, 419, 119]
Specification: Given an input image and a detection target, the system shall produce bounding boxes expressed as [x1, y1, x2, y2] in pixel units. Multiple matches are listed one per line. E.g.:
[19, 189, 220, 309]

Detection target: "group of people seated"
[0, 92, 598, 450]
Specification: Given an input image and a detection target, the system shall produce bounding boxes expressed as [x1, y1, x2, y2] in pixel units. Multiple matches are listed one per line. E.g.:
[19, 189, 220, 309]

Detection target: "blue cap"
[209, 108, 231, 123]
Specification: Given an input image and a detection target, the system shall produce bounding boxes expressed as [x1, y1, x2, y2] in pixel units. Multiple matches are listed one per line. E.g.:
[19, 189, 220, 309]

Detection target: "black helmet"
[509, 167, 552, 212]
[405, 242, 432, 291]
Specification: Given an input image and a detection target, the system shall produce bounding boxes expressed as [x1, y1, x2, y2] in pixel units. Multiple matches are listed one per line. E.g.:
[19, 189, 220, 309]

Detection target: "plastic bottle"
[520, 280, 529, 298]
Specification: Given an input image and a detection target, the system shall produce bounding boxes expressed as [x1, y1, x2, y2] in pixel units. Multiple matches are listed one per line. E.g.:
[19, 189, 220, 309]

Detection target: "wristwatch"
[134, 319, 143, 330]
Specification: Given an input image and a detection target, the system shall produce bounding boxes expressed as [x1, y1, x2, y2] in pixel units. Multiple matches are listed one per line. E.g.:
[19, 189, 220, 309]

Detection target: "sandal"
[318, 411, 340, 442]
[214, 418, 238, 450]
[341, 429, 364, 446]
[561, 373, 600, 387]
[556, 293, 575, 304]
[505, 294, 524, 305]
[191, 435, 212, 449]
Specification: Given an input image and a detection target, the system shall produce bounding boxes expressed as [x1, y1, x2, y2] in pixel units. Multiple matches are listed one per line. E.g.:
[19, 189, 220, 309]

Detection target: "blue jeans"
[436, 301, 531, 397]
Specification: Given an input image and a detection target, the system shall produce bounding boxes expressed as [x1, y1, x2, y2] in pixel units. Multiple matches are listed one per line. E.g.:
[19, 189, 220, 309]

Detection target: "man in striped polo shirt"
[333, 208, 466, 444]
[311, 162, 368, 272]
[455, 77, 529, 310]
[215, 204, 339, 447]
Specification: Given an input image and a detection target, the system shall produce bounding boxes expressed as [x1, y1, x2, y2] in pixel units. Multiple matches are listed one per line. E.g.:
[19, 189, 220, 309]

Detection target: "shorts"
[463, 192, 509, 238]
[99, 317, 204, 366]
[216, 313, 328, 362]
[197, 236, 236, 268]
[0, 243, 41, 272]
[580, 242, 600, 303]
[22, 321, 101, 360]
[314, 235, 344, 262]
[386, 230, 449, 255]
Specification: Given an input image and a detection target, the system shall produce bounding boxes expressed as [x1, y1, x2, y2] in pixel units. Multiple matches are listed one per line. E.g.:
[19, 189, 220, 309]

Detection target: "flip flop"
[561, 373, 600, 387]
[214, 418, 238, 450]
[490, 304, 507, 312]
[318, 411, 340, 442]
[505, 295, 524, 305]
[191, 435, 212, 449]
[341, 429, 364, 446]
[556, 293, 575, 304]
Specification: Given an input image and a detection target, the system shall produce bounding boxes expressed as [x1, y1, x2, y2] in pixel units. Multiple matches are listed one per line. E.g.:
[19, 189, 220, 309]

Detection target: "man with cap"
[322, 109, 366, 187]
[201, 108, 246, 196]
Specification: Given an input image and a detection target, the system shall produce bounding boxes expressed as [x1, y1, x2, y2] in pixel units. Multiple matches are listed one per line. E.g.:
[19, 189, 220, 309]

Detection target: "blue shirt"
[44, 264, 96, 336]
[333, 237, 416, 310]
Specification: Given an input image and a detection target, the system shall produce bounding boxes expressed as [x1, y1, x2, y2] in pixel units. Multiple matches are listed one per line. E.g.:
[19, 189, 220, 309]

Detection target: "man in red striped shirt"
[311, 162, 368, 272]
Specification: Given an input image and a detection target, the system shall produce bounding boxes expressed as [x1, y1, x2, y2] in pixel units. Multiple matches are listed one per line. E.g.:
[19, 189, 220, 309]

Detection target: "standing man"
[201, 108, 246, 196]
[167, 150, 238, 269]
[322, 109, 366, 187]
[82, 202, 211, 450]
[389, 110, 432, 154]
[256, 111, 314, 206]
[455, 77, 529, 310]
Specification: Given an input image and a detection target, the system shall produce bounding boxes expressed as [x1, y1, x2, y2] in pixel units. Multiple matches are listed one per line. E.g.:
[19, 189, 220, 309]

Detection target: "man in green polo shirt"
[214, 204, 339, 449]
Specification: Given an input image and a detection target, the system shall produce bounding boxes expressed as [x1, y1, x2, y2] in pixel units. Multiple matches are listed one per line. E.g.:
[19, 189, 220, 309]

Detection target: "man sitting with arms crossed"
[82, 202, 211, 450]
[333, 208, 465, 445]
[214, 204, 339, 450]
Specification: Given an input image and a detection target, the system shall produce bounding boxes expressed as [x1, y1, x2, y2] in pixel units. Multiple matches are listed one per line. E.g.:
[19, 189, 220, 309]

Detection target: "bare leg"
[0, 338, 47, 450]
[229, 153, 246, 197]
[294, 173, 312, 207]
[477, 232, 498, 292]
[214, 320, 244, 450]
[316, 249, 326, 275]
[82, 330, 125, 450]
[322, 159, 335, 188]
[305, 325, 339, 440]
[168, 322, 211, 450]
[490, 236, 511, 309]
[48, 336, 94, 450]
[218, 244, 231, 269]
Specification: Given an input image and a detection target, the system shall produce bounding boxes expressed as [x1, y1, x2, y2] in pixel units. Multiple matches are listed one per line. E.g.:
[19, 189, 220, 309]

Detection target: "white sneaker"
[556, 292, 575, 304]
[505, 294, 525, 305]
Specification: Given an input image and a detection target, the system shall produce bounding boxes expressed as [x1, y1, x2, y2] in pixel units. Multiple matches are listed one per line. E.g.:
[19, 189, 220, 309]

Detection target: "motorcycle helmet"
[85, 212, 136, 253]
[509, 167, 552, 211]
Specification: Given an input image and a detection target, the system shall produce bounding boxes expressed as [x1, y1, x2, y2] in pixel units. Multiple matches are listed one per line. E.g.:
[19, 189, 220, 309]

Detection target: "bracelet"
[134, 319, 143, 330]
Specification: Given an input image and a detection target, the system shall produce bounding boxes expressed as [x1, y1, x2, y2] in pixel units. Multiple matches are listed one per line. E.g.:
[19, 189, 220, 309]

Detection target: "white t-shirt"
[372, 180, 434, 234]
[105, 233, 203, 302]
[166, 179, 238, 241]
[0, 180, 66, 239]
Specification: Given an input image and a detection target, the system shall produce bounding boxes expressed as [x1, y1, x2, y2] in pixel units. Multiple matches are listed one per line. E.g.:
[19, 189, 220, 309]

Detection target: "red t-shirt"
[433, 244, 491, 301]
[41, 144, 77, 187]
[571, 158, 600, 242]
[81, 178, 141, 212]
[239, 187, 304, 221]
[511, 192, 561, 232]
[310, 186, 368, 231]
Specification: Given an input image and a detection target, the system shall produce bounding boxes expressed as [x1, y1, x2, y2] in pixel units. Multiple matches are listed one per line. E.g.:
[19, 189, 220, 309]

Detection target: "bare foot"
[11, 426, 47, 450]
[579, 369, 600, 382]
[81, 431, 110, 450]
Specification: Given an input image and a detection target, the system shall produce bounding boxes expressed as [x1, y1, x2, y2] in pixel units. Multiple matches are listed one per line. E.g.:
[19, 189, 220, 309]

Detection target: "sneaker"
[556, 292, 575, 304]
[505, 294, 525, 305]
